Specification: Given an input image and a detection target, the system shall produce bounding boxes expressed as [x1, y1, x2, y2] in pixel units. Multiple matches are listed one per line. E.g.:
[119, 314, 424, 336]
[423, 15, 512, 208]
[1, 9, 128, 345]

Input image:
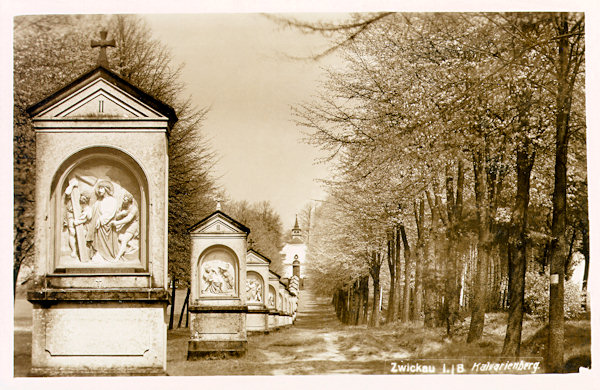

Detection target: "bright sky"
[143, 14, 341, 229]
[3, 2, 597, 232]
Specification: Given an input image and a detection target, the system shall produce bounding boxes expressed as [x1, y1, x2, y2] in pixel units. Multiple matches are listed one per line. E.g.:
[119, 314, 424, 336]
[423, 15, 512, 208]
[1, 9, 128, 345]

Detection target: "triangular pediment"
[27, 66, 177, 127]
[34, 78, 166, 120]
[189, 211, 250, 235]
[196, 219, 239, 234]
[247, 250, 271, 265]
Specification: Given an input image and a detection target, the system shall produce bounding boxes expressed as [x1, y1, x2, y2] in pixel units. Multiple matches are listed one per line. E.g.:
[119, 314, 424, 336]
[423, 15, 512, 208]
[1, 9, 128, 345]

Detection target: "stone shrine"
[282, 290, 290, 326]
[284, 288, 293, 326]
[187, 206, 250, 358]
[267, 269, 282, 331]
[245, 249, 271, 334]
[26, 34, 176, 375]
[289, 276, 299, 322]
[278, 281, 288, 328]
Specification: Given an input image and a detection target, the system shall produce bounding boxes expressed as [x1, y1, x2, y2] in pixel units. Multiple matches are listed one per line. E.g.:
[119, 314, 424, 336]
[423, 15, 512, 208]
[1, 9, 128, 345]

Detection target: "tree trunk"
[349, 282, 355, 324]
[369, 253, 382, 327]
[354, 284, 362, 324]
[400, 225, 412, 323]
[425, 190, 442, 327]
[441, 161, 463, 336]
[352, 280, 361, 324]
[564, 228, 577, 280]
[340, 289, 348, 323]
[332, 290, 338, 318]
[467, 149, 491, 343]
[502, 143, 534, 356]
[359, 275, 369, 325]
[547, 14, 575, 373]
[413, 245, 423, 321]
[386, 235, 397, 323]
[14, 264, 20, 298]
[413, 199, 425, 321]
[334, 289, 341, 320]
[581, 225, 589, 311]
[423, 235, 436, 327]
[395, 227, 403, 321]
[453, 160, 465, 316]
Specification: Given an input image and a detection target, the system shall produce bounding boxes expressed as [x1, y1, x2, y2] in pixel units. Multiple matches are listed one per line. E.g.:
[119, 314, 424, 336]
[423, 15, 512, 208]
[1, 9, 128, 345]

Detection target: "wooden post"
[168, 278, 176, 330]
[178, 288, 190, 328]
[185, 287, 191, 327]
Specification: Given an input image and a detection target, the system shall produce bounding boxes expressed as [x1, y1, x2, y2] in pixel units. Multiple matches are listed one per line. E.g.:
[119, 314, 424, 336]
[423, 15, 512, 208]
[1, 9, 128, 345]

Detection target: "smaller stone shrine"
[245, 249, 271, 334]
[284, 288, 292, 326]
[267, 270, 281, 331]
[289, 275, 300, 323]
[187, 205, 250, 358]
[278, 281, 288, 328]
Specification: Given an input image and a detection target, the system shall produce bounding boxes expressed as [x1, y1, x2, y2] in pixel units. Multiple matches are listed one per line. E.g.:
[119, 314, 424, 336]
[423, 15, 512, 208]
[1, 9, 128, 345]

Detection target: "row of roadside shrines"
[186, 206, 301, 359]
[25, 60, 299, 375]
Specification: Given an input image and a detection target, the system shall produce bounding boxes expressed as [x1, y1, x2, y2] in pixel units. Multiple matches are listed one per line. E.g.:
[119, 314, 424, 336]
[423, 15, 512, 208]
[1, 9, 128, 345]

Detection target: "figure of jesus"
[91, 180, 119, 262]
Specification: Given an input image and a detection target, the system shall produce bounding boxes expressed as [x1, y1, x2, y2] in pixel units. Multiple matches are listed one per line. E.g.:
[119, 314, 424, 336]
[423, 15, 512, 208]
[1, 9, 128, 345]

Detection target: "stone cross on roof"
[91, 30, 115, 68]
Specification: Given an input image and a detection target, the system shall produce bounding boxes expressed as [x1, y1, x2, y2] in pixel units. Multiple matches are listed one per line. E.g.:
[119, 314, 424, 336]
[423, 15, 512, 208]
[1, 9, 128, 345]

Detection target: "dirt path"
[15, 288, 392, 376]
[167, 288, 408, 375]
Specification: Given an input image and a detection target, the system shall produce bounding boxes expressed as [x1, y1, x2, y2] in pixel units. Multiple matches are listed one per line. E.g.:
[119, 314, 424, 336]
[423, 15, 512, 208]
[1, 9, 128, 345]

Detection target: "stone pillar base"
[247, 307, 269, 334]
[29, 367, 167, 377]
[27, 289, 169, 377]
[187, 340, 248, 359]
[247, 330, 270, 335]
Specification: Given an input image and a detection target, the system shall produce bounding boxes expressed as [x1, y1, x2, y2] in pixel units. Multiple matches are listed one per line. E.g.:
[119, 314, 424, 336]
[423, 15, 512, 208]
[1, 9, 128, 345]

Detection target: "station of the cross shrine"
[246, 249, 272, 334]
[186, 204, 251, 358]
[26, 30, 176, 376]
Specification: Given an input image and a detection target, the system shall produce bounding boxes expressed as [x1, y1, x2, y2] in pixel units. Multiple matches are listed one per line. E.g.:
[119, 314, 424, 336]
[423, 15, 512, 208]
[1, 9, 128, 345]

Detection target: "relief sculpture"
[60, 162, 141, 266]
[201, 260, 235, 295]
[246, 276, 263, 303]
[268, 291, 275, 308]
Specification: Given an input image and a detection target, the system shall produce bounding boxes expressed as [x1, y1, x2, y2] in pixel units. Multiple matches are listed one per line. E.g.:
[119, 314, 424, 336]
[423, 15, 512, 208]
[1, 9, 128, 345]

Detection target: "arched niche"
[278, 292, 283, 311]
[268, 285, 276, 308]
[50, 147, 148, 272]
[246, 271, 264, 304]
[197, 245, 239, 298]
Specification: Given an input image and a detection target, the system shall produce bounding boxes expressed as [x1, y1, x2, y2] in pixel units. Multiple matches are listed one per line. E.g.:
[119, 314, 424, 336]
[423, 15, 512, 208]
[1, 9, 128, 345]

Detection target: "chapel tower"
[279, 216, 307, 285]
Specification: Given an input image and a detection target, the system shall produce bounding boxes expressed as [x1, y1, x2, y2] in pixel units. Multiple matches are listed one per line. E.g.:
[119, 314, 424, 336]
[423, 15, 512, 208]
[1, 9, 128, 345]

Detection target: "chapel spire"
[291, 215, 302, 240]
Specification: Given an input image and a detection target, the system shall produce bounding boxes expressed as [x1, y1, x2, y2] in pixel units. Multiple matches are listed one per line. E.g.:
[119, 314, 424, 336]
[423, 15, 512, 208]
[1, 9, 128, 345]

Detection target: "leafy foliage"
[13, 15, 217, 288]
[288, 12, 586, 339]
[524, 271, 583, 321]
[223, 200, 284, 271]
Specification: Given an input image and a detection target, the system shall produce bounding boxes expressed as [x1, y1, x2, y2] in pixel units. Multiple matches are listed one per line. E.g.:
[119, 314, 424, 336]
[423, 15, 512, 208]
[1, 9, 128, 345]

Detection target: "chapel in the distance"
[279, 216, 307, 287]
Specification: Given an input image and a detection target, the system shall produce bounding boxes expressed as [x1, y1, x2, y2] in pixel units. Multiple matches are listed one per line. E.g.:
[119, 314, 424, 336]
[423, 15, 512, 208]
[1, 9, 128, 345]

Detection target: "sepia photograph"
[6, 0, 599, 386]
